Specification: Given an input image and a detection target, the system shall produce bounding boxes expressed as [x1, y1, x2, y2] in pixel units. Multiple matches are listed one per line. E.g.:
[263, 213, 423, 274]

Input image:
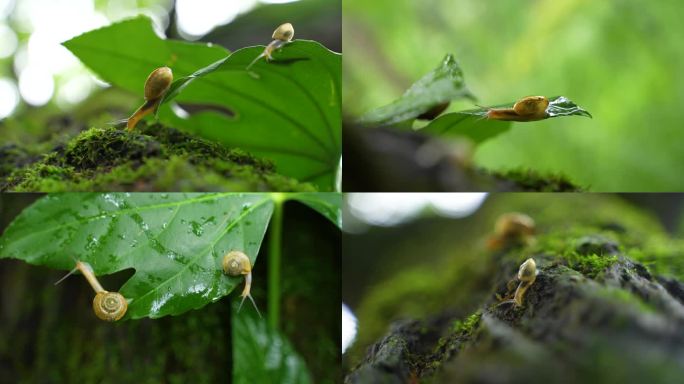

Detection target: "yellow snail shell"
[93, 291, 128, 321]
[223, 250, 251, 276]
[272, 23, 294, 42]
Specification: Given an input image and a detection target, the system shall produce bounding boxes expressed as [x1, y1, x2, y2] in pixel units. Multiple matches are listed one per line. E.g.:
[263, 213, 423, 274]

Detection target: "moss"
[566, 252, 619, 279]
[2, 123, 313, 192]
[451, 311, 481, 335]
[486, 168, 584, 191]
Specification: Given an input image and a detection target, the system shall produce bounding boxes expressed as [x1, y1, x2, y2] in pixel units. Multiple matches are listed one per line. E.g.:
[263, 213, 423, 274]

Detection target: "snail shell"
[518, 258, 537, 282]
[223, 251, 251, 276]
[512, 96, 549, 116]
[93, 291, 128, 321]
[272, 23, 294, 42]
[143, 67, 173, 101]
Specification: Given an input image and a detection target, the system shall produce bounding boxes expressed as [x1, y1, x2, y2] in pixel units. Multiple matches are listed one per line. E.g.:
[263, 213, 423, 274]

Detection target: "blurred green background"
[343, 0, 684, 191]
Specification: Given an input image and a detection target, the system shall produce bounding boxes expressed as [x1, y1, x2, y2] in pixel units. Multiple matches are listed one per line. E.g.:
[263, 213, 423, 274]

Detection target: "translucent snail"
[486, 96, 549, 122]
[497, 258, 538, 307]
[222, 251, 261, 317]
[246, 23, 295, 71]
[55, 261, 128, 321]
[126, 66, 173, 131]
[487, 212, 536, 251]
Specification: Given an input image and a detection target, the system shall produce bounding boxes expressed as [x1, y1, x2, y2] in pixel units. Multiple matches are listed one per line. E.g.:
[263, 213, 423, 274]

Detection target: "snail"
[485, 96, 549, 122]
[487, 212, 536, 251]
[496, 258, 539, 307]
[126, 66, 173, 131]
[222, 251, 261, 317]
[55, 261, 128, 321]
[246, 23, 295, 71]
[513, 258, 538, 306]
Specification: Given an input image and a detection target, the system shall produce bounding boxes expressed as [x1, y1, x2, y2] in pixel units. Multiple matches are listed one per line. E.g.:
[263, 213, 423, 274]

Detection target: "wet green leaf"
[158, 41, 342, 192]
[358, 54, 474, 126]
[62, 16, 229, 97]
[288, 193, 342, 228]
[0, 193, 273, 319]
[420, 96, 591, 144]
[233, 305, 312, 384]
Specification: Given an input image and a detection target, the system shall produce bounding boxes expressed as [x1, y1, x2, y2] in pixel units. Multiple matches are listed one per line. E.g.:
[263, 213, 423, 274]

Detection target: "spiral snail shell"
[222, 251, 261, 317]
[486, 96, 549, 122]
[93, 291, 128, 321]
[126, 66, 173, 131]
[513, 258, 538, 306]
[55, 261, 128, 321]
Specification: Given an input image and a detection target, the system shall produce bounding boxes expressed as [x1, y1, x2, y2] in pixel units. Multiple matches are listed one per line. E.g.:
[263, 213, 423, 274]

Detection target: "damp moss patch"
[1, 123, 315, 192]
[486, 168, 583, 191]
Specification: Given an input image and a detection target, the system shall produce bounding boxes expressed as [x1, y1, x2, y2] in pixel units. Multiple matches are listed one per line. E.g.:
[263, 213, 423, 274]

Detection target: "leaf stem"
[268, 194, 285, 330]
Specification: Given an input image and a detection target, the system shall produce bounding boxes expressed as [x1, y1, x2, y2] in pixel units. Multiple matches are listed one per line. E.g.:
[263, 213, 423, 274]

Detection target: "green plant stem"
[268, 194, 285, 330]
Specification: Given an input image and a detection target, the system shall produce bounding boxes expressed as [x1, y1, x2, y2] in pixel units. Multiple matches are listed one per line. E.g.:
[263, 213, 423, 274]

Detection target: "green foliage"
[233, 305, 312, 384]
[0, 193, 341, 319]
[358, 54, 474, 125]
[63, 16, 341, 191]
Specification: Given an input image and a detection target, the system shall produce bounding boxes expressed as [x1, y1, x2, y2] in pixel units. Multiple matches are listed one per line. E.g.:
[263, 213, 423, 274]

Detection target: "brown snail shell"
[143, 66, 173, 101]
[222, 251, 251, 276]
[93, 291, 128, 321]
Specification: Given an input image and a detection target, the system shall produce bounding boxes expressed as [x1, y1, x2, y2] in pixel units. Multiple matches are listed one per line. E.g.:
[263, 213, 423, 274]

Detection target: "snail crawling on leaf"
[222, 250, 261, 317]
[55, 261, 128, 321]
[125, 66, 173, 131]
[485, 96, 549, 122]
[246, 23, 295, 71]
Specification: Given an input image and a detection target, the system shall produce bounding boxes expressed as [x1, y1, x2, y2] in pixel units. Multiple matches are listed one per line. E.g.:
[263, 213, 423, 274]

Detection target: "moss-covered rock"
[1, 123, 314, 192]
[344, 195, 684, 383]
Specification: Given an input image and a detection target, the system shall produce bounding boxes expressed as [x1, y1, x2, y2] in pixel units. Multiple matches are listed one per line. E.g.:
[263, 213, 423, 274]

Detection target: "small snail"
[485, 96, 549, 122]
[487, 212, 536, 251]
[55, 261, 128, 321]
[222, 251, 261, 317]
[496, 258, 539, 307]
[513, 258, 538, 306]
[246, 23, 295, 71]
[126, 66, 173, 130]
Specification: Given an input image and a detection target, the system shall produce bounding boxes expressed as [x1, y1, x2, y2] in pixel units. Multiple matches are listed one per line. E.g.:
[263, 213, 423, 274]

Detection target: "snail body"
[55, 260, 128, 321]
[222, 251, 261, 317]
[126, 66, 173, 131]
[247, 23, 295, 71]
[486, 96, 549, 122]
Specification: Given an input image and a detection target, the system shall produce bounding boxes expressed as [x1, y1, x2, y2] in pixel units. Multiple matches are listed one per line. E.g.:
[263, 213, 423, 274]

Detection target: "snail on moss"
[487, 212, 536, 251]
[246, 23, 295, 71]
[55, 261, 128, 321]
[485, 96, 549, 122]
[222, 251, 261, 317]
[126, 66, 173, 131]
[497, 258, 539, 307]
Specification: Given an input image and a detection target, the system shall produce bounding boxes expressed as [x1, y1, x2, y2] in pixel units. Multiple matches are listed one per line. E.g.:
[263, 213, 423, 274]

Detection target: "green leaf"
[62, 16, 229, 96]
[0, 193, 274, 319]
[233, 305, 312, 384]
[288, 193, 342, 228]
[420, 113, 512, 144]
[420, 96, 591, 144]
[358, 54, 475, 126]
[158, 41, 342, 191]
